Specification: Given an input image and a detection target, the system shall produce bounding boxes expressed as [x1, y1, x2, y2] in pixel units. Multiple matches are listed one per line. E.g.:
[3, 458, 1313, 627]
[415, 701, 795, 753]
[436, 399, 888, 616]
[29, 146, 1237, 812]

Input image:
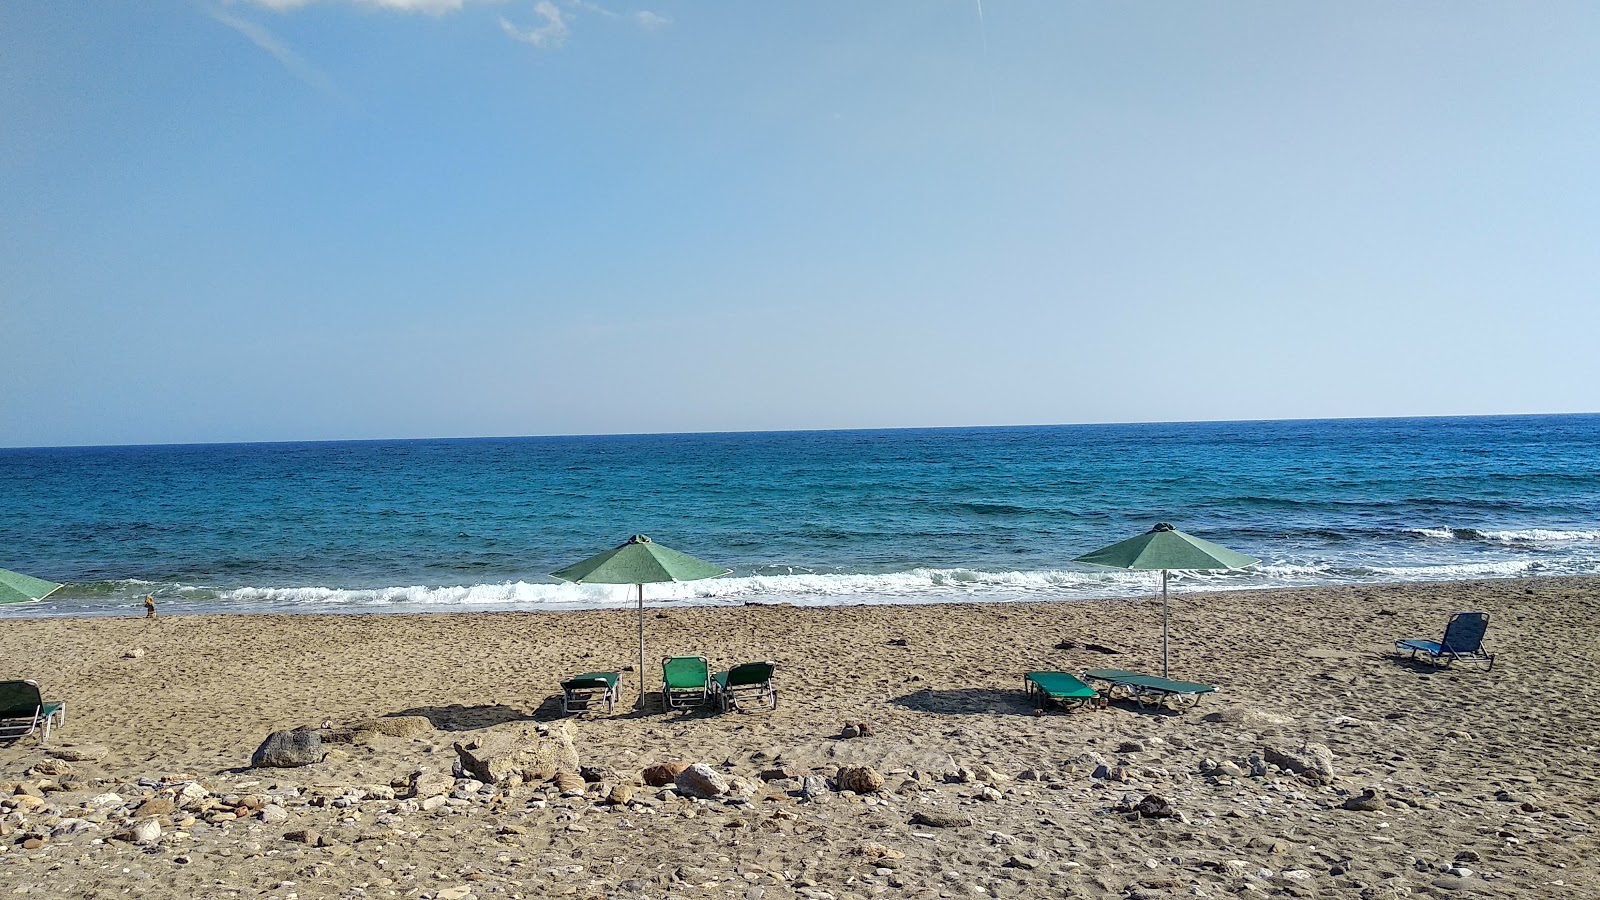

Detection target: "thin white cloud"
[243, 0, 468, 13]
[499, 1, 569, 49]
[632, 10, 669, 31]
[210, 8, 348, 100]
[233, 0, 666, 50]
[566, 0, 618, 20]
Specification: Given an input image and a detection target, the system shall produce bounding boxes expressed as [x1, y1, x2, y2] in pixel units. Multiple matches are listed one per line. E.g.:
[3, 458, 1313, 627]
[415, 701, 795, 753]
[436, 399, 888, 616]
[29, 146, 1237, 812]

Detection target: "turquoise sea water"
[2, 415, 1597, 618]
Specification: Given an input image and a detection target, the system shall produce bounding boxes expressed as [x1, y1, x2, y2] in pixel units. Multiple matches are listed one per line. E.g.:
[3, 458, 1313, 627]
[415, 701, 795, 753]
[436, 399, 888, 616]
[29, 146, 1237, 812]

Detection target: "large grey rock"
[260, 804, 290, 824]
[452, 721, 578, 785]
[675, 764, 729, 799]
[1264, 742, 1335, 782]
[252, 729, 325, 768]
[127, 819, 161, 845]
[407, 771, 455, 799]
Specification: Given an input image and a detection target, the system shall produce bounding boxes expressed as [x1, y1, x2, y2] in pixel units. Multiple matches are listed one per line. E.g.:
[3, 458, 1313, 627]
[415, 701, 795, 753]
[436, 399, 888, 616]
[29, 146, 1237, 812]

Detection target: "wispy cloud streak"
[499, 1, 569, 49]
[247, 0, 467, 12]
[231, 0, 669, 51]
[633, 10, 669, 30]
[210, 8, 349, 101]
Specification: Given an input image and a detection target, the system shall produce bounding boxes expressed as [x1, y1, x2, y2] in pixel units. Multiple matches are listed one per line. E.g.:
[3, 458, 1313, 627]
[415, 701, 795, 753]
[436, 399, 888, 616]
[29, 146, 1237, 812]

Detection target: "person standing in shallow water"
[144, 594, 156, 619]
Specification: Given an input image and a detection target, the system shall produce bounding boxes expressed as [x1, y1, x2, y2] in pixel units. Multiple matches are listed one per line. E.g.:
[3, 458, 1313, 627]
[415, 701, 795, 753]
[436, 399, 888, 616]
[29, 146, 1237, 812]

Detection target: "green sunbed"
[0, 680, 65, 743]
[1024, 671, 1100, 711]
[1083, 669, 1215, 709]
[711, 661, 776, 712]
[661, 656, 711, 710]
[561, 671, 620, 714]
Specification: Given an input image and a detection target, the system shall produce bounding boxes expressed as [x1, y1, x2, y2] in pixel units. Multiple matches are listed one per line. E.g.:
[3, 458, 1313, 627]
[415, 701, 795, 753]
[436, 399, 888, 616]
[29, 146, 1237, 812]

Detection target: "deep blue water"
[2, 415, 1597, 617]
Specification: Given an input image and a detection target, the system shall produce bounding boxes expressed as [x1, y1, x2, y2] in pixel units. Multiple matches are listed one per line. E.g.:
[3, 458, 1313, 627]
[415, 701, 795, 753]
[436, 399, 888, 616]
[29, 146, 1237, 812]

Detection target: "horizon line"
[2, 409, 1595, 453]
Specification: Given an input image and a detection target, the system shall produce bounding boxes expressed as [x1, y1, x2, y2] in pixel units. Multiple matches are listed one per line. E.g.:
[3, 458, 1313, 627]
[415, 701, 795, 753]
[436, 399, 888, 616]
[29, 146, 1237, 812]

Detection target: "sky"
[3, 2, 1598, 447]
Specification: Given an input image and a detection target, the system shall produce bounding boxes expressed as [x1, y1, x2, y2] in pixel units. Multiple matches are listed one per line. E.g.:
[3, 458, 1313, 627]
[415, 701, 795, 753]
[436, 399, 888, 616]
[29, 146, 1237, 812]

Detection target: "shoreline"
[2, 570, 1587, 622]
[2, 575, 1597, 897]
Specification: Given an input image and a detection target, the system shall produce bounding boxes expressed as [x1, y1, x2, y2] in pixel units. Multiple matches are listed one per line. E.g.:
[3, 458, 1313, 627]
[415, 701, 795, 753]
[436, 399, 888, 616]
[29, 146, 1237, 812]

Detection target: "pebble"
[1343, 790, 1386, 812]
[130, 819, 162, 846]
[909, 810, 973, 828]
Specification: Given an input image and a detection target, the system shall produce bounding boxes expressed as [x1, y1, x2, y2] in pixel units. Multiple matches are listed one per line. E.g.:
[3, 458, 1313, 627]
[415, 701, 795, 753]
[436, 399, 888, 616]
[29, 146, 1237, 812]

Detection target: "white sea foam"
[196, 555, 1600, 615]
[1481, 528, 1600, 543]
[1366, 559, 1543, 579]
[11, 553, 1597, 620]
[1409, 526, 1600, 544]
[215, 568, 1164, 612]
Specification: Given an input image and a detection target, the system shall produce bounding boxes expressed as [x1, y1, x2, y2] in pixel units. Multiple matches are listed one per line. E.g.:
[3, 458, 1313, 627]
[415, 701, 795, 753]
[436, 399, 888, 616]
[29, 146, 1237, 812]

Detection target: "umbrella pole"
[1161, 569, 1170, 678]
[637, 583, 647, 709]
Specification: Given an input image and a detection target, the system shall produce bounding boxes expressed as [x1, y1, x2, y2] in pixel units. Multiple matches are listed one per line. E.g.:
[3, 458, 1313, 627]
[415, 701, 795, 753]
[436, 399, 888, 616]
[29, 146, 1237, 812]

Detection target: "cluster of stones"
[5, 704, 1563, 898]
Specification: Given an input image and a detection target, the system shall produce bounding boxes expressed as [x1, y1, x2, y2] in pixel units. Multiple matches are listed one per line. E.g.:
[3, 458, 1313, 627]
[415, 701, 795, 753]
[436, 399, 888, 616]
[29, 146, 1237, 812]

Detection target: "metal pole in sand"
[637, 583, 647, 708]
[1161, 569, 1170, 678]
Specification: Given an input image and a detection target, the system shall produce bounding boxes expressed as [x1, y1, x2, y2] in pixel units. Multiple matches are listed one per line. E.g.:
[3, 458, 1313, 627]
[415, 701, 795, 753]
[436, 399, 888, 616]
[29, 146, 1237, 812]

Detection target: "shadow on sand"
[889, 688, 1034, 717]
[387, 703, 543, 731]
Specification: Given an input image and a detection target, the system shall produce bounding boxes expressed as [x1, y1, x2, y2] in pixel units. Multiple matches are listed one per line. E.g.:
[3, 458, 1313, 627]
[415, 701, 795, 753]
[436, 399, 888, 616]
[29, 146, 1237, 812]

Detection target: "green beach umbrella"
[551, 535, 731, 707]
[0, 568, 64, 606]
[1074, 523, 1258, 678]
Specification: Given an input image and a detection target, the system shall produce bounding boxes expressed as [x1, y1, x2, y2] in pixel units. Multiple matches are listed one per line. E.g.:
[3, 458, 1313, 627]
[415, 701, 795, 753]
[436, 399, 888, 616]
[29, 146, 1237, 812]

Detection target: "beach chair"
[560, 671, 621, 714]
[1024, 671, 1100, 712]
[1083, 669, 1216, 709]
[661, 656, 711, 710]
[0, 680, 66, 743]
[1395, 612, 1496, 670]
[711, 661, 777, 712]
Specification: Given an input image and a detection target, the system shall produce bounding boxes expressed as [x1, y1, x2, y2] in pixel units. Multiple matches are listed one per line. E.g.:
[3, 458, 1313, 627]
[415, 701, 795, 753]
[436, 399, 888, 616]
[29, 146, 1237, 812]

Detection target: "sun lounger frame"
[561, 671, 621, 715]
[1394, 612, 1496, 670]
[1024, 671, 1100, 712]
[712, 661, 777, 712]
[0, 680, 66, 743]
[1083, 669, 1215, 710]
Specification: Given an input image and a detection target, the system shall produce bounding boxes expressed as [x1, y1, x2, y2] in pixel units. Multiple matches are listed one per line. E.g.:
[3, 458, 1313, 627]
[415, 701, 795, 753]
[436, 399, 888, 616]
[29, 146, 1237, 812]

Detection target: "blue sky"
[3, 2, 1597, 447]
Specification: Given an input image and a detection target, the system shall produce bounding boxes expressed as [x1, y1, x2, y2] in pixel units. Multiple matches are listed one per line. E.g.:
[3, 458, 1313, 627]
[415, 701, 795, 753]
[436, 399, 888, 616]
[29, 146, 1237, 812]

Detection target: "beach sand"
[2, 576, 1597, 899]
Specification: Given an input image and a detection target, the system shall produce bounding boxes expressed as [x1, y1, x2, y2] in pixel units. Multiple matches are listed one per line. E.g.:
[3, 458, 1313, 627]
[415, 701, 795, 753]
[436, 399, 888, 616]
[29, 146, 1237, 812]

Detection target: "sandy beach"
[2, 576, 1597, 899]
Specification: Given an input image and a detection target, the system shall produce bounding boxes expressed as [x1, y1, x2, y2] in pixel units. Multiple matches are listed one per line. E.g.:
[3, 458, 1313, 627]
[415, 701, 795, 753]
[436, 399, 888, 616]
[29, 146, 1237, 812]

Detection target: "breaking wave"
[1409, 527, 1600, 545]
[11, 554, 1599, 619]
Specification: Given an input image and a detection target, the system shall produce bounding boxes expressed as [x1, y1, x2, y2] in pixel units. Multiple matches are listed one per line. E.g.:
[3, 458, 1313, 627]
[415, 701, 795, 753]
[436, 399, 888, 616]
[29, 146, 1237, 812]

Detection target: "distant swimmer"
[144, 594, 156, 619]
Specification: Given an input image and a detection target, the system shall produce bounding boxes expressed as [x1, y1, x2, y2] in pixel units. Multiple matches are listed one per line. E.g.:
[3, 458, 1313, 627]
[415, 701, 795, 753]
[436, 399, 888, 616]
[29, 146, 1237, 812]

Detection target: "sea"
[2, 414, 1597, 619]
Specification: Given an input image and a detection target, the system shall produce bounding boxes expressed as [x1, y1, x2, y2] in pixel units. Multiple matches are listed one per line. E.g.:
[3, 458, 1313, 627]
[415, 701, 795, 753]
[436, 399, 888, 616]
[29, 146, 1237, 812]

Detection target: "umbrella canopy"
[551, 534, 730, 585]
[0, 568, 64, 606]
[551, 535, 730, 707]
[1074, 523, 1258, 677]
[1074, 523, 1259, 571]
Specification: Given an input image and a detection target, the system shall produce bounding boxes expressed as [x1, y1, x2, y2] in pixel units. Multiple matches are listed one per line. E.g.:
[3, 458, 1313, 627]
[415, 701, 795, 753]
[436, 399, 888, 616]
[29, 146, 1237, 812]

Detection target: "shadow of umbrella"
[888, 688, 1035, 717]
[385, 703, 536, 731]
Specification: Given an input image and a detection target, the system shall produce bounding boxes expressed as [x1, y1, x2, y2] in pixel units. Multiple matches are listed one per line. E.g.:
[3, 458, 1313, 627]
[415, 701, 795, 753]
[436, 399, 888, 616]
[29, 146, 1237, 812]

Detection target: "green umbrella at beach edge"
[1074, 524, 1259, 678]
[551, 535, 731, 708]
[0, 568, 64, 606]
